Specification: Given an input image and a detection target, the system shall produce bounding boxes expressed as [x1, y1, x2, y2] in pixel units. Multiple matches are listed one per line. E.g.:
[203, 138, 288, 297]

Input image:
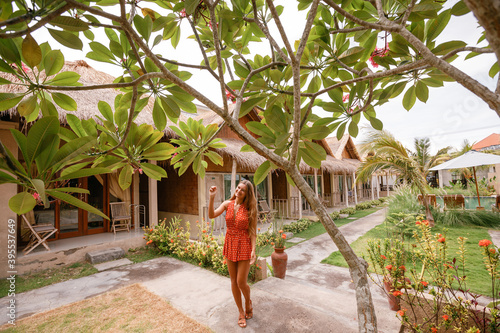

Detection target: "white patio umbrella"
[430, 151, 500, 209]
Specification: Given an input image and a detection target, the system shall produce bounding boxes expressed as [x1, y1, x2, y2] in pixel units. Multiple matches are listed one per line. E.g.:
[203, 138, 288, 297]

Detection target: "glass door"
[58, 176, 108, 239]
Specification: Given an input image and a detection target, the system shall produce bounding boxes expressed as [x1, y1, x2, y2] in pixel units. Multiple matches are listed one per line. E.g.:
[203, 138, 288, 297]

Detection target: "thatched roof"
[0, 60, 185, 137]
[325, 134, 361, 161]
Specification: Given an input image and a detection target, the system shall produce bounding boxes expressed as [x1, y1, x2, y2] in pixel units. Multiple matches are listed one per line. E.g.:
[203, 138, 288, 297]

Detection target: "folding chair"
[258, 200, 277, 224]
[110, 202, 131, 234]
[22, 214, 58, 255]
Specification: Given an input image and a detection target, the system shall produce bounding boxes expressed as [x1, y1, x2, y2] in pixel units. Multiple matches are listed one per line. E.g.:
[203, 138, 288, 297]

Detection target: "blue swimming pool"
[435, 196, 496, 210]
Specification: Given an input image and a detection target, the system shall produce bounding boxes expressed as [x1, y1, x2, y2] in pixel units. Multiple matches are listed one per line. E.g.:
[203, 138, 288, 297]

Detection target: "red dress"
[223, 201, 252, 262]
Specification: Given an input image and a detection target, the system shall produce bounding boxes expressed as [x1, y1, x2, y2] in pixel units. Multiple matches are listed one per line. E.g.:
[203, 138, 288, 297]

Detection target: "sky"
[32, 1, 500, 155]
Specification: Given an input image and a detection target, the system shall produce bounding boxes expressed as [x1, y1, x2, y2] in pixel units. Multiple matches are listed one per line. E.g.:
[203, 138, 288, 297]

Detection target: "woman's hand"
[209, 186, 217, 198]
[250, 250, 256, 265]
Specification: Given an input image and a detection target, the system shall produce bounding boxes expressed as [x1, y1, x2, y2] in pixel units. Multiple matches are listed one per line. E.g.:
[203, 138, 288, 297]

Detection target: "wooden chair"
[443, 194, 465, 210]
[109, 202, 131, 234]
[22, 214, 58, 255]
[417, 194, 439, 208]
[258, 200, 277, 224]
[492, 195, 500, 212]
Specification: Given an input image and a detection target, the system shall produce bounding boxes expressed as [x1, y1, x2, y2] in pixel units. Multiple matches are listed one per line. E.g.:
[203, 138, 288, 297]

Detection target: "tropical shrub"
[355, 202, 373, 210]
[432, 209, 500, 228]
[339, 207, 356, 215]
[330, 211, 340, 221]
[144, 217, 228, 276]
[283, 218, 314, 234]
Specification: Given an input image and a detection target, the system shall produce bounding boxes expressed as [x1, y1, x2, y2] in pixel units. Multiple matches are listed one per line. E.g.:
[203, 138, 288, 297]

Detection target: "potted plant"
[270, 219, 288, 279]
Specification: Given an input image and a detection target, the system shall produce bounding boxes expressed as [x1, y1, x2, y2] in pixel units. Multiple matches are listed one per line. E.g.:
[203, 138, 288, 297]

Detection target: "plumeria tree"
[0, 0, 499, 331]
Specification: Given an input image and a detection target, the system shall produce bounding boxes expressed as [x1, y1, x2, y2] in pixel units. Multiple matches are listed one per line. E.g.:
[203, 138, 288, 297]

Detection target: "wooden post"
[353, 172, 358, 205]
[344, 172, 349, 207]
[148, 160, 158, 227]
[473, 166, 483, 209]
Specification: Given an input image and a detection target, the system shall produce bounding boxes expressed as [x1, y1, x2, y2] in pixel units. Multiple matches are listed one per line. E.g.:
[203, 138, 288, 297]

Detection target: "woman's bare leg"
[227, 260, 244, 315]
[236, 259, 251, 312]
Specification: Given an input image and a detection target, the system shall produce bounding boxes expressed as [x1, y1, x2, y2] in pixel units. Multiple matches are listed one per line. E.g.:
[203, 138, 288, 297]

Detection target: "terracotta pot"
[384, 278, 400, 311]
[271, 247, 288, 279]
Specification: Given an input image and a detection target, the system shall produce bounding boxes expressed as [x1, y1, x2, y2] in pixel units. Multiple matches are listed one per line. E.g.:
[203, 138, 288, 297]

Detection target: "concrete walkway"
[1, 208, 401, 332]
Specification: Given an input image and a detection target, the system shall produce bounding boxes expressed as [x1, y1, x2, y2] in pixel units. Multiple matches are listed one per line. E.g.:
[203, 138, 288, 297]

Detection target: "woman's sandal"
[245, 300, 253, 320]
[238, 313, 247, 328]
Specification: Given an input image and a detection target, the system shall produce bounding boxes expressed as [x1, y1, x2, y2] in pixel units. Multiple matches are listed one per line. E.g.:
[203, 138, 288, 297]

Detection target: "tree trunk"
[286, 166, 378, 333]
[417, 185, 435, 227]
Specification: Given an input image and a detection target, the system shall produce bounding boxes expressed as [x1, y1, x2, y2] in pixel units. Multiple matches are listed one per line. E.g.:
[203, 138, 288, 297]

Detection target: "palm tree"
[357, 130, 435, 226]
[413, 137, 452, 179]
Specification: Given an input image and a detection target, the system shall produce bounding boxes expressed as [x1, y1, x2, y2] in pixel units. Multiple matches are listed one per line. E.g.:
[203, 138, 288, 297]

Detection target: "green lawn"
[257, 207, 381, 258]
[322, 223, 497, 297]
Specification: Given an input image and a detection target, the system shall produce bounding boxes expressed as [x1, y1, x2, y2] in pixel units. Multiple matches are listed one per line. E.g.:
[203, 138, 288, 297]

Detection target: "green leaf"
[140, 162, 167, 180]
[489, 62, 499, 78]
[426, 10, 450, 42]
[9, 192, 36, 215]
[0, 170, 17, 185]
[451, 1, 470, 16]
[51, 136, 96, 171]
[52, 187, 90, 194]
[431, 40, 466, 55]
[26, 116, 59, 166]
[204, 150, 223, 166]
[47, 71, 81, 86]
[22, 34, 42, 68]
[30, 178, 47, 207]
[301, 125, 330, 140]
[43, 50, 64, 76]
[98, 101, 114, 123]
[119, 165, 134, 190]
[402, 86, 416, 111]
[54, 167, 110, 182]
[48, 28, 83, 50]
[369, 117, 383, 130]
[17, 95, 38, 117]
[336, 122, 347, 140]
[50, 16, 89, 31]
[66, 114, 87, 137]
[52, 92, 77, 111]
[415, 81, 429, 102]
[254, 161, 271, 185]
[153, 99, 167, 130]
[0, 93, 24, 112]
[246, 121, 275, 138]
[185, 0, 199, 15]
[241, 96, 266, 117]
[348, 120, 359, 137]
[338, 46, 364, 65]
[47, 190, 108, 219]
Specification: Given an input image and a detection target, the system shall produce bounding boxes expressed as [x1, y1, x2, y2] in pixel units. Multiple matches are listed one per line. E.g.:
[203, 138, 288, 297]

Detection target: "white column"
[371, 176, 375, 200]
[376, 175, 380, 199]
[344, 172, 349, 207]
[438, 170, 444, 188]
[314, 169, 318, 197]
[148, 160, 158, 226]
[386, 173, 389, 197]
[198, 174, 206, 224]
[353, 172, 358, 205]
[298, 190, 303, 219]
[230, 159, 237, 195]
[320, 169, 325, 200]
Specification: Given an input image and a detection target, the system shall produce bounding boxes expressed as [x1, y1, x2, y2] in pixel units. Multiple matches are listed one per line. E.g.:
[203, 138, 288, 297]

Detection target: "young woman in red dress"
[208, 179, 257, 328]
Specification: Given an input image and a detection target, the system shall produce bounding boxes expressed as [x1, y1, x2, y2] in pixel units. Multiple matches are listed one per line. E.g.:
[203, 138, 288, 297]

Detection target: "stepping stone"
[287, 237, 305, 243]
[94, 258, 133, 272]
[339, 214, 349, 219]
[347, 217, 356, 219]
[85, 247, 125, 264]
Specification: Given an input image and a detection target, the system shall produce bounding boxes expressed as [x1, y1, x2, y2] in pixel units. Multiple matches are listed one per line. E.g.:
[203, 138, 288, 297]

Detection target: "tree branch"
[157, 56, 209, 70]
[400, 0, 417, 26]
[296, 0, 320, 62]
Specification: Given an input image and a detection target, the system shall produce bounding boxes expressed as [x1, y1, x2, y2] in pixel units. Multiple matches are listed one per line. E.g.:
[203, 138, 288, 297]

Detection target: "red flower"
[397, 309, 406, 316]
[146, 240, 153, 245]
[282, 234, 287, 239]
[431, 327, 437, 333]
[179, 8, 187, 18]
[392, 290, 402, 297]
[386, 265, 393, 270]
[415, 221, 421, 225]
[202, 229, 207, 233]
[479, 239, 492, 247]
[380, 255, 387, 260]
[279, 230, 283, 233]
[399, 265, 406, 272]
[438, 237, 446, 243]
[170, 239, 174, 243]
[490, 248, 496, 254]
[368, 45, 389, 68]
[342, 94, 349, 103]
[420, 281, 428, 287]
[32, 192, 40, 200]
[442, 314, 449, 321]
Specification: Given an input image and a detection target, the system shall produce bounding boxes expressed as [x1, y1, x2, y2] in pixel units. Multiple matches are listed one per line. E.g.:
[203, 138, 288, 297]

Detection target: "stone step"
[85, 247, 125, 264]
[94, 258, 133, 272]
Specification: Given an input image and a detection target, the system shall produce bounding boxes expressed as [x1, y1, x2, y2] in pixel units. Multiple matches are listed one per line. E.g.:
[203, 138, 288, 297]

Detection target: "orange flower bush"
[367, 216, 500, 332]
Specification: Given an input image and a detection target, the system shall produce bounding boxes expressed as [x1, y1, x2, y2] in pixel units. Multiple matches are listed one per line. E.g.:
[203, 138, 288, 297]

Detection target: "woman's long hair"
[230, 179, 258, 237]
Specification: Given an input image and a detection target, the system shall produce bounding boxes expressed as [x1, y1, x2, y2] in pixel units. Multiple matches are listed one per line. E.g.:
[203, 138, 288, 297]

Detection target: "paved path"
[1, 208, 401, 332]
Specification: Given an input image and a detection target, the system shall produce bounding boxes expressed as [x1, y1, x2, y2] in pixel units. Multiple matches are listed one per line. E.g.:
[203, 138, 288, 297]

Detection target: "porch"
[16, 229, 146, 276]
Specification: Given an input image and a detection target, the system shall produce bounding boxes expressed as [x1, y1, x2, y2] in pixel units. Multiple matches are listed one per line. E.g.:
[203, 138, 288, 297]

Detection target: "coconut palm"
[357, 130, 435, 226]
[413, 137, 452, 178]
